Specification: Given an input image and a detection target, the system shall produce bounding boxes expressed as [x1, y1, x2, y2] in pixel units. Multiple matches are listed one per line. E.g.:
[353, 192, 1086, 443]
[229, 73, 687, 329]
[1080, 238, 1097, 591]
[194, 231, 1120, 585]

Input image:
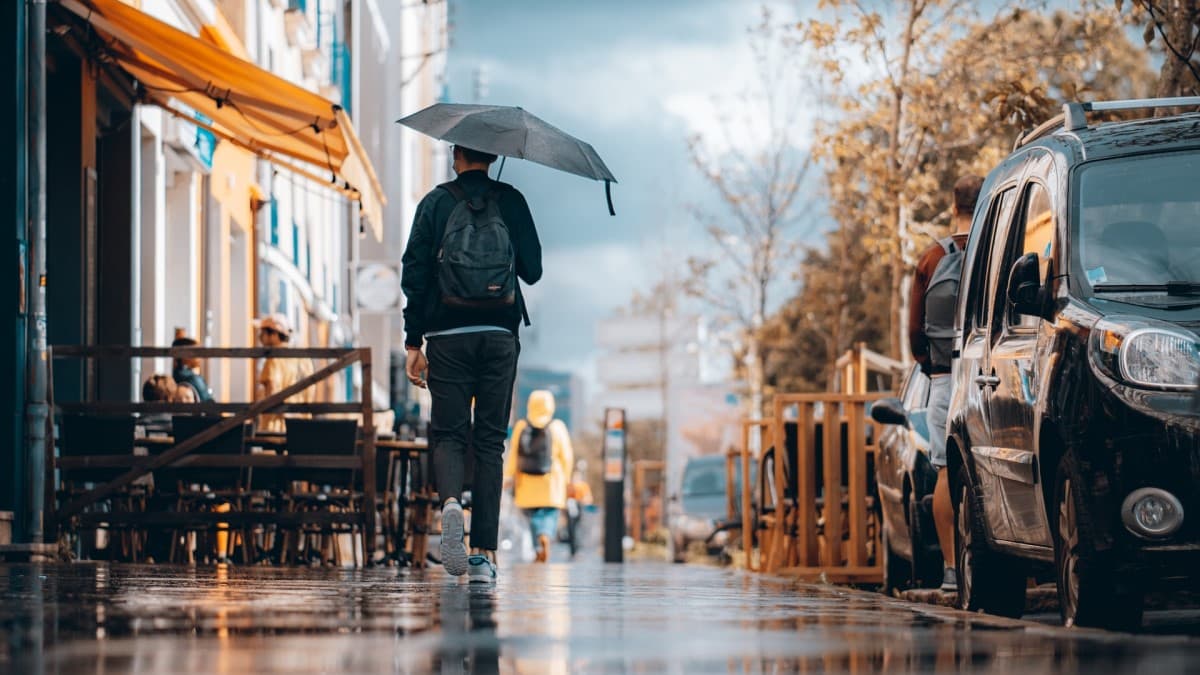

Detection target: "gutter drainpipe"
[23, 0, 48, 544]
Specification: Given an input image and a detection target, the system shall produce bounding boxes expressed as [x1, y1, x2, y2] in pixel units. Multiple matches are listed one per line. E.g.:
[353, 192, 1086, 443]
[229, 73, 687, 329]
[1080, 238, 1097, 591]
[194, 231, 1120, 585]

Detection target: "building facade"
[2, 0, 446, 544]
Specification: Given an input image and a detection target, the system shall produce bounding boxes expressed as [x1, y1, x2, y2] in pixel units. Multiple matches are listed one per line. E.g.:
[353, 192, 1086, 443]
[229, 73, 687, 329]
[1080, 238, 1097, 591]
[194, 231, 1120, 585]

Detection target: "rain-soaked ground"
[2, 560, 1199, 674]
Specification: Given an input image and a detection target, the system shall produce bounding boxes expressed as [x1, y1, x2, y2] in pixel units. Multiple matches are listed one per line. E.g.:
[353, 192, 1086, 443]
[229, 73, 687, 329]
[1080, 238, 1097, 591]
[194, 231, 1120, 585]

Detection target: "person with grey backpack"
[908, 174, 983, 593]
[401, 145, 543, 583]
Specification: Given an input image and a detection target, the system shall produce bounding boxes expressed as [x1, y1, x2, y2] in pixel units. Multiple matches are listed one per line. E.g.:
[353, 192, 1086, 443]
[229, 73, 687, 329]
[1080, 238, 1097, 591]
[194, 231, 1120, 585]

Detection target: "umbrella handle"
[605, 180, 615, 217]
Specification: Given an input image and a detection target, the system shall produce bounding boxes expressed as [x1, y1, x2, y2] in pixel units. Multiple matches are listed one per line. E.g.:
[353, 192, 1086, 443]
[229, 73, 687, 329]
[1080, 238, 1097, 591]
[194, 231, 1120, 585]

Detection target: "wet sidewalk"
[2, 561, 1199, 673]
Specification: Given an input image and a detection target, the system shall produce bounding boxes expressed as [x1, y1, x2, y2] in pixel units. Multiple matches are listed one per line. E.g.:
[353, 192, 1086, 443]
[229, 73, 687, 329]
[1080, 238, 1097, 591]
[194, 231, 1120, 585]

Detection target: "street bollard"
[603, 408, 626, 563]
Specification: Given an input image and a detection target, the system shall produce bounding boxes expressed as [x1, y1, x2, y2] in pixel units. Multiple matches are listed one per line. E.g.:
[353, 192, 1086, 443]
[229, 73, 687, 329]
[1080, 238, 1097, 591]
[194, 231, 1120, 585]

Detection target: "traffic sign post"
[603, 408, 626, 563]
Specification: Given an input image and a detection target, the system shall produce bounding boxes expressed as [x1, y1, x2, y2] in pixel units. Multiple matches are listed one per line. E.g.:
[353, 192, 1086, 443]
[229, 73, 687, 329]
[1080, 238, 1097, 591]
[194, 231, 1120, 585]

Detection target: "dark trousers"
[428, 331, 519, 551]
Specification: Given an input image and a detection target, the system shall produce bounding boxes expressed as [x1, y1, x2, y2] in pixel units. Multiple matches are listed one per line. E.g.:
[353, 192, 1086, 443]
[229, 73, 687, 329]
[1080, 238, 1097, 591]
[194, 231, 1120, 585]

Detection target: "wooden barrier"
[748, 392, 887, 583]
[835, 342, 903, 395]
[738, 420, 770, 572]
[630, 460, 664, 542]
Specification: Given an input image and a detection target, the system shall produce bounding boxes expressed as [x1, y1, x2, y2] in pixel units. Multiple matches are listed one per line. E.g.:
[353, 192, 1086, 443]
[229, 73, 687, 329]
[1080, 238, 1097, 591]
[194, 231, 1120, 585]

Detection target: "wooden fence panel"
[750, 393, 887, 583]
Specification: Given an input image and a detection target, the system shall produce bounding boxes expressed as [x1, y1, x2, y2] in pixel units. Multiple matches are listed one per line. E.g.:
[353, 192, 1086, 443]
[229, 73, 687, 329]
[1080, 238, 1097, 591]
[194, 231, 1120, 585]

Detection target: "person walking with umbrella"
[398, 103, 614, 582]
[401, 145, 542, 583]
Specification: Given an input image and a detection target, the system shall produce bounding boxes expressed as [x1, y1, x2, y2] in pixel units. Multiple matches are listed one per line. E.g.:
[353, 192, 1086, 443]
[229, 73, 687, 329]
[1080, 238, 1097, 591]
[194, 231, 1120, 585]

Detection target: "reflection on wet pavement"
[2, 561, 1198, 673]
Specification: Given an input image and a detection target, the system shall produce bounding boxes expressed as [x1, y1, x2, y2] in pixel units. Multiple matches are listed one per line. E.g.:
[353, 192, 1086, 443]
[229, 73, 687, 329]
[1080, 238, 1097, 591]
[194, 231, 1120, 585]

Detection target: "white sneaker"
[440, 501, 468, 576]
[467, 554, 497, 583]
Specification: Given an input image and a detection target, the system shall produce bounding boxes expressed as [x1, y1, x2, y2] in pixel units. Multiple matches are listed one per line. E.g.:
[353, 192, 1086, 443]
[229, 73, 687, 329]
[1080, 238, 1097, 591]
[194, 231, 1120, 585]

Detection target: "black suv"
[945, 98, 1200, 630]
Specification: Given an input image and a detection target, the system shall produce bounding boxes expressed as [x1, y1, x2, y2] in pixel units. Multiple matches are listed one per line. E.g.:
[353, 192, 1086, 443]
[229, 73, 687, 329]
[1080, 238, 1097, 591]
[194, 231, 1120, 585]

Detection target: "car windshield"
[1077, 150, 1200, 290]
[682, 461, 725, 497]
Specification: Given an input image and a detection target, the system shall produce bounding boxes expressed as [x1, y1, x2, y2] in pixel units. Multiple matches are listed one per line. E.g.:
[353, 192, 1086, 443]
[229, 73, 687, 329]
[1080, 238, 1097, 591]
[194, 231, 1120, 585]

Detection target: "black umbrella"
[396, 103, 618, 215]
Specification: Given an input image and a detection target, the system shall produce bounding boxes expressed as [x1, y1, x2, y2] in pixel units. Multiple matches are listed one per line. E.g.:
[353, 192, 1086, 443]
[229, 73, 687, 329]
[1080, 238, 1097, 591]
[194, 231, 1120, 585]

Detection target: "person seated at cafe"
[172, 331, 213, 402]
[255, 313, 314, 433]
[143, 373, 197, 403]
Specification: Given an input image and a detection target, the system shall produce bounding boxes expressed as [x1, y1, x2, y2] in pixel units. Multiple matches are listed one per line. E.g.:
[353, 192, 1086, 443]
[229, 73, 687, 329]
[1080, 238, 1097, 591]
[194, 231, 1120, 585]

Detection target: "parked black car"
[871, 364, 943, 593]
[945, 98, 1200, 629]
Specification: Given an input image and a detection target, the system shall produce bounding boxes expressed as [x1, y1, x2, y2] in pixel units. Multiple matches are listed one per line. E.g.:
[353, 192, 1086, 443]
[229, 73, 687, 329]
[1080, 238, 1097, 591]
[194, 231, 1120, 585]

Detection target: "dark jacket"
[401, 170, 543, 347]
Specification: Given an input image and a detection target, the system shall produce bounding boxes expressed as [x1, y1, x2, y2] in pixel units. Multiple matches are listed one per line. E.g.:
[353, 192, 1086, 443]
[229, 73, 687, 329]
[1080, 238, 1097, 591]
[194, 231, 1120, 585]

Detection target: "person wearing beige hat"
[255, 313, 314, 433]
[504, 390, 574, 563]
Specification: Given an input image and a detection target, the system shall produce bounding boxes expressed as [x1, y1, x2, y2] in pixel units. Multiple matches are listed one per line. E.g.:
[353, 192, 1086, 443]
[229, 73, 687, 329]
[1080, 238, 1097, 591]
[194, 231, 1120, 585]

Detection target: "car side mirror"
[1008, 252, 1046, 319]
[869, 398, 909, 427]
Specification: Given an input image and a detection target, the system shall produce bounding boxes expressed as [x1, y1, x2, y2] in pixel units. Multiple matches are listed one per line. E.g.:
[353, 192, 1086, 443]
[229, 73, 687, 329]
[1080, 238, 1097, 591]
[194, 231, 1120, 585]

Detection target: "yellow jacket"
[505, 417, 574, 510]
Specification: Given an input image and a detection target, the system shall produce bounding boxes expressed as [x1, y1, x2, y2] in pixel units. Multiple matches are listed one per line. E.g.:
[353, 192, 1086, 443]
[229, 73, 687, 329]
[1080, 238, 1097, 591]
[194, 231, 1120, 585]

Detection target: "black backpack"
[517, 424, 553, 476]
[923, 237, 964, 371]
[436, 182, 517, 310]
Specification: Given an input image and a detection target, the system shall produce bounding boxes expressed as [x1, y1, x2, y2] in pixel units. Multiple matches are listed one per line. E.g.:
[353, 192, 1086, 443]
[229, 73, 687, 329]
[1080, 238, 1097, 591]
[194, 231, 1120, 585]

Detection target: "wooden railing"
[737, 419, 771, 572]
[46, 345, 378, 559]
[746, 392, 886, 582]
[630, 459, 664, 543]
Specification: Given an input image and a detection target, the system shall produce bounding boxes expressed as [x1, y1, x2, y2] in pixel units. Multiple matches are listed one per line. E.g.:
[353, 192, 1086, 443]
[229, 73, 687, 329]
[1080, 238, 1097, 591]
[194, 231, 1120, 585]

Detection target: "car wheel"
[955, 464, 1027, 617]
[909, 494, 942, 588]
[881, 522, 910, 595]
[1054, 457, 1143, 631]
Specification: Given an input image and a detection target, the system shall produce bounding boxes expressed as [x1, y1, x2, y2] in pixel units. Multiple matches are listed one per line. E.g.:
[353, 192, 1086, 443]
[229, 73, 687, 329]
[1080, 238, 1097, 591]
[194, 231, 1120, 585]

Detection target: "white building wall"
[354, 0, 448, 409]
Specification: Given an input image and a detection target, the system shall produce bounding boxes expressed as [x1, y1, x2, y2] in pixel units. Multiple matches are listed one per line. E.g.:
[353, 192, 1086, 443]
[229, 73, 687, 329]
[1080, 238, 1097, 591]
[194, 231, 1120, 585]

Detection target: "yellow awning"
[60, 0, 386, 240]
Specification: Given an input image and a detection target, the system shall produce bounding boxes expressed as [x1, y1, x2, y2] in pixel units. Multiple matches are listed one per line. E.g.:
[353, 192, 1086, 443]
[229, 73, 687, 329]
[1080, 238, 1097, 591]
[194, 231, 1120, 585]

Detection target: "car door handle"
[975, 375, 1000, 389]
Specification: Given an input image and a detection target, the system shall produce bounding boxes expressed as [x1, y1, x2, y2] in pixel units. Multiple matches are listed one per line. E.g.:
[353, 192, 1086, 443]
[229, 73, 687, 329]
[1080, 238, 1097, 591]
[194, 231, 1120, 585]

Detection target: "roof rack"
[1063, 96, 1200, 131]
[1013, 113, 1065, 150]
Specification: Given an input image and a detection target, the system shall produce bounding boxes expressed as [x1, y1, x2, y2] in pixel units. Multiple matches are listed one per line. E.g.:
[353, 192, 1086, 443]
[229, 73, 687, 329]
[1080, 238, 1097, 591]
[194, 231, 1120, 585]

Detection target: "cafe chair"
[58, 414, 143, 561]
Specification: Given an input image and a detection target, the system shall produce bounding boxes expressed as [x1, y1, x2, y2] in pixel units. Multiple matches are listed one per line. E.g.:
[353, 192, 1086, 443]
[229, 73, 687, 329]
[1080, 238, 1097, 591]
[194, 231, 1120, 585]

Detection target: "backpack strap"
[939, 236, 959, 255]
[439, 181, 467, 203]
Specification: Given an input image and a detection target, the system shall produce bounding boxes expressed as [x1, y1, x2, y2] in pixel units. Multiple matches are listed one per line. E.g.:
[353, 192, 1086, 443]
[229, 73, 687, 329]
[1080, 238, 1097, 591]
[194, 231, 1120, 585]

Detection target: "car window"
[908, 409, 930, 443]
[964, 188, 1016, 334]
[901, 365, 930, 411]
[988, 181, 1056, 336]
[1006, 181, 1056, 330]
[1076, 150, 1200, 289]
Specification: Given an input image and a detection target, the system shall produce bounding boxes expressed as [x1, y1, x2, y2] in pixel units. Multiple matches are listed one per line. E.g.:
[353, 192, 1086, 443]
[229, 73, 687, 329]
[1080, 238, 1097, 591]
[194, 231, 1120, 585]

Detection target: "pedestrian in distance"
[402, 144, 543, 583]
[909, 174, 984, 593]
[504, 390, 575, 563]
[566, 461, 594, 559]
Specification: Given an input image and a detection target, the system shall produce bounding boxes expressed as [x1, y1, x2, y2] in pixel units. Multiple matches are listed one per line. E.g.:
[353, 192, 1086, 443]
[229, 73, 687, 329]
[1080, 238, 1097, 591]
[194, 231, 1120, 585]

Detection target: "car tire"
[881, 523, 910, 595]
[909, 495, 943, 589]
[955, 464, 1027, 617]
[1053, 456, 1144, 631]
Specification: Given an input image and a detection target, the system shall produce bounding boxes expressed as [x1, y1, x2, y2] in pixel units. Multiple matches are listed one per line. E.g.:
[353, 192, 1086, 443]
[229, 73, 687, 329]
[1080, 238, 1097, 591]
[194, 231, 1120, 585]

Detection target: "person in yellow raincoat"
[504, 390, 573, 563]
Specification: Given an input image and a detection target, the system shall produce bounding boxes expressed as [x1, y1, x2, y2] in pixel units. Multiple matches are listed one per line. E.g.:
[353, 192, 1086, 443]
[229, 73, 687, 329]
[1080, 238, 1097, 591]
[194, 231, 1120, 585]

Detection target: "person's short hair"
[454, 145, 498, 165]
[143, 374, 177, 402]
[953, 175, 985, 215]
[172, 336, 198, 368]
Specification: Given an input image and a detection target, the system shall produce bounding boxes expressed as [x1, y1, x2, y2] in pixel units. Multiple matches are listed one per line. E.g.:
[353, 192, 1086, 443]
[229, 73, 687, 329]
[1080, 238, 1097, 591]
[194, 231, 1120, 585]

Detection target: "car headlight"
[1090, 316, 1200, 390]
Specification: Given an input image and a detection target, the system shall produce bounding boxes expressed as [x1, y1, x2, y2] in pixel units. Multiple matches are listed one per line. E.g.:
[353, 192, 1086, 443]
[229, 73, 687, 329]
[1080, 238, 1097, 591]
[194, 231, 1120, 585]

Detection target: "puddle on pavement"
[2, 562, 1198, 673]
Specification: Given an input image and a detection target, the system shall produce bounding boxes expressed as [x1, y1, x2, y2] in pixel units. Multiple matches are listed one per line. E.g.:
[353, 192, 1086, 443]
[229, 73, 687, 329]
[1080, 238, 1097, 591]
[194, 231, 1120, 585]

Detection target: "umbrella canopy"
[397, 104, 617, 214]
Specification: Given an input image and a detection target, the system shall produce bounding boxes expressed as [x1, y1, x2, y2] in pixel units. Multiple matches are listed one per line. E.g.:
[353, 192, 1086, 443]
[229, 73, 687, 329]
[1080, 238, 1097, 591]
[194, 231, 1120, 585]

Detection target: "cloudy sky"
[444, 0, 801, 379]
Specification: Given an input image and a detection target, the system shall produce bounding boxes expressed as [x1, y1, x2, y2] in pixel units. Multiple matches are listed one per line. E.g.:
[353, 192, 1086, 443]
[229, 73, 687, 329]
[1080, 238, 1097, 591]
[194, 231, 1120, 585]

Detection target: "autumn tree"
[1113, 0, 1200, 101]
[766, 4, 1153, 387]
[686, 10, 815, 420]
